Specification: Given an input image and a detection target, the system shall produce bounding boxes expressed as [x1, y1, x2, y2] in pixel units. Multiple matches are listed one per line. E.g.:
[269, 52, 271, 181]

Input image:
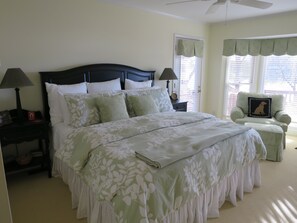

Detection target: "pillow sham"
[45, 82, 87, 125]
[248, 97, 272, 118]
[128, 95, 159, 116]
[95, 93, 129, 123]
[125, 79, 152, 90]
[87, 78, 121, 93]
[64, 94, 100, 128]
[125, 87, 174, 117]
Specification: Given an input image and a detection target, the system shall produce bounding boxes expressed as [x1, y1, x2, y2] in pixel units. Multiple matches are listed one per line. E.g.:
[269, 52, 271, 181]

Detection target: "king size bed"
[40, 64, 266, 223]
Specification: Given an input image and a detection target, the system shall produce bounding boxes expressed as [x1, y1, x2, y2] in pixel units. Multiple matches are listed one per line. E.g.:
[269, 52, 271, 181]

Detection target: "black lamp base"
[166, 80, 170, 94]
[15, 88, 24, 123]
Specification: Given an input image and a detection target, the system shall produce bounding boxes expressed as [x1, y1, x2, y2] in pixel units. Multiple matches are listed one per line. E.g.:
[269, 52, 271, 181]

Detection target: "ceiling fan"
[166, 0, 273, 14]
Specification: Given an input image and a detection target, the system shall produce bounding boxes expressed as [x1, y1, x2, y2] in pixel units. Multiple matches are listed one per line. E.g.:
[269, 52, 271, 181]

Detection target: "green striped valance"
[223, 37, 297, 56]
[176, 39, 204, 58]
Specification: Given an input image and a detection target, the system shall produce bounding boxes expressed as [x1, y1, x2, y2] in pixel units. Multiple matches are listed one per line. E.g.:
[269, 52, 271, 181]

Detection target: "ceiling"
[99, 0, 297, 24]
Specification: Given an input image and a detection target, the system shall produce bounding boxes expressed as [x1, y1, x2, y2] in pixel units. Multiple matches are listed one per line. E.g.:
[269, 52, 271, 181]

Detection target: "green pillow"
[129, 95, 159, 116]
[64, 94, 100, 128]
[96, 93, 129, 122]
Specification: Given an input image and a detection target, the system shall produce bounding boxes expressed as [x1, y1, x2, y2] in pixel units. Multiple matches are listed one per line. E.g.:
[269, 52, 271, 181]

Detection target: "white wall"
[206, 11, 297, 117]
[0, 0, 208, 113]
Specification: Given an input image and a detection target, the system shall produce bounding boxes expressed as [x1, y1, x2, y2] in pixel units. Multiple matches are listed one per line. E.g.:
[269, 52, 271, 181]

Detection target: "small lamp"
[159, 68, 178, 94]
[0, 68, 33, 122]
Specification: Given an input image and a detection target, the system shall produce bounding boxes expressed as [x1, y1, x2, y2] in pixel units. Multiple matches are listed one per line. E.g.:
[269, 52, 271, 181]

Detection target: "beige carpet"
[7, 136, 297, 223]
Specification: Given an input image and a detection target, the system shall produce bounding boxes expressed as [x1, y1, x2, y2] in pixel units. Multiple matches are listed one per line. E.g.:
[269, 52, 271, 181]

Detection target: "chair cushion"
[235, 116, 288, 132]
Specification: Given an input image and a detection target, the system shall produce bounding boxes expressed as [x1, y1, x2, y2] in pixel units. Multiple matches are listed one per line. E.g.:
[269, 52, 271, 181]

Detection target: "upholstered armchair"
[230, 92, 291, 134]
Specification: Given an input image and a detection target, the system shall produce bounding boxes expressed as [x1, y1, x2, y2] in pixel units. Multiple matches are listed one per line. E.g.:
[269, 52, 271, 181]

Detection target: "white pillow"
[87, 78, 121, 93]
[125, 79, 152, 90]
[45, 82, 87, 125]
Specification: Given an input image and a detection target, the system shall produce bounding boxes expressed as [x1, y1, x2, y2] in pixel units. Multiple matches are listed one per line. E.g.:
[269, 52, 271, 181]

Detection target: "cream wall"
[0, 0, 208, 113]
[206, 11, 297, 117]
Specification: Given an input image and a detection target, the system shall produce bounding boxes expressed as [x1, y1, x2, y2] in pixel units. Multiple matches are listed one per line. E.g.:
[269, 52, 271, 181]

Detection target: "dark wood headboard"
[40, 63, 155, 122]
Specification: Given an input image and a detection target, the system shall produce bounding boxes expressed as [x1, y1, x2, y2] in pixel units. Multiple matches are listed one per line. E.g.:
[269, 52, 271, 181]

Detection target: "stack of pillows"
[46, 78, 175, 128]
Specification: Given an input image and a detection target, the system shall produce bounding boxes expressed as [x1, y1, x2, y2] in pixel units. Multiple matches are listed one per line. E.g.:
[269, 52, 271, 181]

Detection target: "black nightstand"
[171, 100, 188, 112]
[0, 120, 51, 178]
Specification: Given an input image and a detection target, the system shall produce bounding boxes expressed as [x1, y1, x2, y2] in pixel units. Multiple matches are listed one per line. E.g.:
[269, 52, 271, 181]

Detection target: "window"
[263, 55, 297, 123]
[174, 37, 202, 112]
[224, 55, 297, 124]
[224, 55, 257, 116]
[177, 56, 201, 112]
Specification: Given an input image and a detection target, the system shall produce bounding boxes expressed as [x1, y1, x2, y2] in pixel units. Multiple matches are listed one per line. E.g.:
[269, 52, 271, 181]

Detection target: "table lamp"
[159, 68, 178, 94]
[0, 68, 33, 122]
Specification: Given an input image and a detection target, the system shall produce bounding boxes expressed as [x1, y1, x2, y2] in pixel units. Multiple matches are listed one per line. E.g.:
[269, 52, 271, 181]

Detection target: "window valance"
[176, 39, 204, 58]
[223, 37, 297, 56]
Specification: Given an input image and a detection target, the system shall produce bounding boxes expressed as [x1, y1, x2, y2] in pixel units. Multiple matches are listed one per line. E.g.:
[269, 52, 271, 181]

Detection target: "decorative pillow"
[124, 87, 174, 117]
[128, 95, 159, 116]
[236, 92, 283, 116]
[45, 82, 87, 125]
[87, 78, 121, 93]
[125, 79, 152, 90]
[248, 97, 272, 118]
[64, 94, 100, 128]
[95, 93, 129, 123]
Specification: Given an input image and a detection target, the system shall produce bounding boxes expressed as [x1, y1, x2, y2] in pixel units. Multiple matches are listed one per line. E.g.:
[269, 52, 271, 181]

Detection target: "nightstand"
[0, 120, 51, 178]
[171, 100, 188, 112]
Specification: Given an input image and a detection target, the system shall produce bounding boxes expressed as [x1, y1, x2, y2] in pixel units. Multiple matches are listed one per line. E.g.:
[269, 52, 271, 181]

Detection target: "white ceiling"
[99, 0, 297, 24]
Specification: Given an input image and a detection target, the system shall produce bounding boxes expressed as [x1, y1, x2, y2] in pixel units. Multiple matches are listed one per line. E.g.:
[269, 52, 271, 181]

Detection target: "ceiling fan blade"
[231, 0, 273, 9]
[166, 0, 201, 6]
[206, 0, 226, 14]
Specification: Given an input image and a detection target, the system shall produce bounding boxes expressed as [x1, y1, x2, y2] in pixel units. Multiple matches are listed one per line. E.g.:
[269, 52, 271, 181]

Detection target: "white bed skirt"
[52, 157, 261, 223]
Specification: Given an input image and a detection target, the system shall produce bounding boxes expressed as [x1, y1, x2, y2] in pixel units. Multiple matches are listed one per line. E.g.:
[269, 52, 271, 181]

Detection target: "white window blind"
[179, 56, 201, 112]
[263, 55, 297, 122]
[224, 55, 256, 116]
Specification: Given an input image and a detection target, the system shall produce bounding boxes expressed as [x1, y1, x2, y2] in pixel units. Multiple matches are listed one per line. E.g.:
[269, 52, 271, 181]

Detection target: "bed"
[40, 63, 266, 223]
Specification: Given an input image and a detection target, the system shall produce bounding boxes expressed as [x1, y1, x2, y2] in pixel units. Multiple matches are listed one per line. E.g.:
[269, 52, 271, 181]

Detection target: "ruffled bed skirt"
[52, 157, 261, 223]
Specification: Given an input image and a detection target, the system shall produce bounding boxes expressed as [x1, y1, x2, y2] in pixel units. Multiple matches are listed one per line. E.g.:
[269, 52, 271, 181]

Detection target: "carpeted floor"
[7, 136, 297, 223]
[208, 135, 297, 223]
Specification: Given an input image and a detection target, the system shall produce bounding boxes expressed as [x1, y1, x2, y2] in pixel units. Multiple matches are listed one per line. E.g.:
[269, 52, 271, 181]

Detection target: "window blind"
[224, 55, 256, 116]
[179, 56, 201, 112]
[263, 55, 297, 122]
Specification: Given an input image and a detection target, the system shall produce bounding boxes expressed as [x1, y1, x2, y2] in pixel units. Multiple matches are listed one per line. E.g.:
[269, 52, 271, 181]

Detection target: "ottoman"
[245, 122, 284, 162]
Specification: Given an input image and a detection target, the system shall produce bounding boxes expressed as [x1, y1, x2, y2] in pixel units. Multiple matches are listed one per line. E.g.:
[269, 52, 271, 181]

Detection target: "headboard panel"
[40, 63, 155, 122]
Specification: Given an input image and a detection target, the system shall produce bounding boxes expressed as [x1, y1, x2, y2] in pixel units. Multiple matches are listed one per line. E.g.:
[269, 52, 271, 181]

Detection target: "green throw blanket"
[135, 121, 250, 168]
